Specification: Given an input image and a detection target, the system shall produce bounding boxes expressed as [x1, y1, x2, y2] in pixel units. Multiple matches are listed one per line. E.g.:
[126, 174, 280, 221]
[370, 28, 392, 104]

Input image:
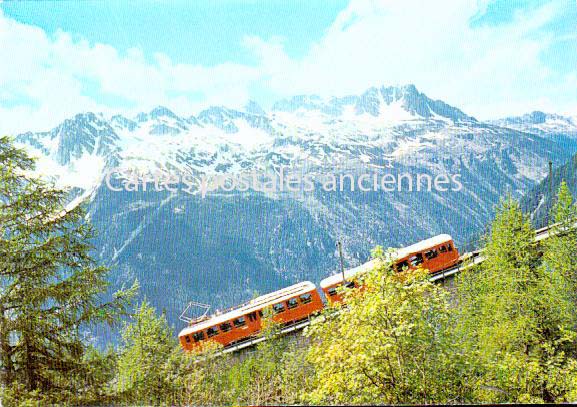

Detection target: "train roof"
[178, 281, 317, 337]
[395, 233, 453, 258]
[320, 258, 382, 289]
[320, 234, 454, 289]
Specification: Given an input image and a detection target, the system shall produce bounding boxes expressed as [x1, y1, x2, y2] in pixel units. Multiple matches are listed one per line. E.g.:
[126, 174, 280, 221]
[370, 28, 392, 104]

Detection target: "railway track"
[216, 223, 560, 354]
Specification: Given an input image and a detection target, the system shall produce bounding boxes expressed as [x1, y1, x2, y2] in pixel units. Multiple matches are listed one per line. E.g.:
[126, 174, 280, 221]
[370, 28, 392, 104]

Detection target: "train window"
[184, 335, 191, 343]
[439, 245, 447, 253]
[299, 293, 312, 304]
[192, 332, 205, 342]
[409, 253, 423, 266]
[220, 322, 232, 332]
[344, 281, 356, 289]
[258, 310, 264, 318]
[327, 287, 337, 296]
[273, 303, 285, 314]
[447, 244, 453, 251]
[207, 326, 219, 337]
[248, 312, 257, 322]
[233, 317, 246, 327]
[287, 298, 298, 309]
[396, 260, 409, 272]
[425, 249, 438, 260]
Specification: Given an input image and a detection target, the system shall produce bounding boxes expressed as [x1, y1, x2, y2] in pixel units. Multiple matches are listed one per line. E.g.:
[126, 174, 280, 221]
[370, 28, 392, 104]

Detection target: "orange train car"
[178, 281, 324, 351]
[320, 234, 460, 303]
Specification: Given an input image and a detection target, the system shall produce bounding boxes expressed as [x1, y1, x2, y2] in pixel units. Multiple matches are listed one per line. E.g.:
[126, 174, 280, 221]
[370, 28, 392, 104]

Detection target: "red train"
[178, 234, 459, 351]
[179, 282, 323, 351]
[320, 234, 459, 302]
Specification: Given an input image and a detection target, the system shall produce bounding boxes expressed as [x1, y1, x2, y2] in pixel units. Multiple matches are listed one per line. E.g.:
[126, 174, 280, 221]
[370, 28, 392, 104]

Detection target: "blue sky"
[0, 0, 576, 133]
[2, 0, 348, 66]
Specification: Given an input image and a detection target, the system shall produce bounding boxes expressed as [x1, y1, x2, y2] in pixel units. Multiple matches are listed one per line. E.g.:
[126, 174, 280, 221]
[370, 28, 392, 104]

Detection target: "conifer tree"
[457, 197, 577, 403]
[542, 181, 577, 299]
[0, 136, 137, 403]
[116, 300, 177, 404]
[225, 312, 309, 405]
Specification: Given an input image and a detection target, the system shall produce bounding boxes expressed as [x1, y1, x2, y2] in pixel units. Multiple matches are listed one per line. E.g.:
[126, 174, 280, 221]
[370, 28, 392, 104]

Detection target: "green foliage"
[176, 313, 312, 406]
[306, 259, 472, 405]
[224, 322, 312, 405]
[552, 181, 576, 225]
[80, 345, 119, 404]
[116, 300, 180, 405]
[171, 342, 231, 406]
[457, 196, 577, 403]
[6, 133, 577, 405]
[542, 181, 577, 301]
[0, 136, 137, 405]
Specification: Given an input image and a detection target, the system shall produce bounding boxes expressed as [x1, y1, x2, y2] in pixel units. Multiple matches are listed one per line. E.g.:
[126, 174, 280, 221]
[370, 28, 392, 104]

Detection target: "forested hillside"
[5, 137, 577, 405]
[522, 153, 577, 227]
[14, 85, 576, 329]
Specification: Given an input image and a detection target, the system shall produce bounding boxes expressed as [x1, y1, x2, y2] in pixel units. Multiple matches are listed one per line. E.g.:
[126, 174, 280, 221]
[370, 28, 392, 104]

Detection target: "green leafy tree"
[171, 341, 231, 406]
[305, 252, 471, 405]
[277, 340, 315, 404]
[0, 136, 137, 404]
[457, 197, 577, 403]
[222, 310, 311, 405]
[542, 181, 577, 300]
[116, 300, 179, 404]
[552, 181, 576, 225]
[80, 345, 119, 404]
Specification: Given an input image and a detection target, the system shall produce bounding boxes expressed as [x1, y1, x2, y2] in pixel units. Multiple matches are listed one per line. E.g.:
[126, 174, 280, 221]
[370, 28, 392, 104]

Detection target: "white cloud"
[246, 0, 572, 120]
[0, 0, 575, 134]
[0, 8, 261, 134]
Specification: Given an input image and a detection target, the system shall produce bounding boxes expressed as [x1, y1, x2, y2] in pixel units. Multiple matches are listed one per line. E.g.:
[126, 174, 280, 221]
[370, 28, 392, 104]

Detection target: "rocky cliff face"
[13, 84, 577, 333]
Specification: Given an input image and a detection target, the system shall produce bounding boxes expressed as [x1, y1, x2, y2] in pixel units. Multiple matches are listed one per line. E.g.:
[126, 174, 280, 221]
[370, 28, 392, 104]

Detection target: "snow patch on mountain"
[10, 84, 573, 201]
[491, 111, 577, 136]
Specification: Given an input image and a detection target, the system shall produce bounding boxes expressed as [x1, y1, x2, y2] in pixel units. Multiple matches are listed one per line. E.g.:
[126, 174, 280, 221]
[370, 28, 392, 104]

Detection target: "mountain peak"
[150, 106, 179, 120]
[271, 84, 476, 123]
[491, 111, 577, 135]
[49, 112, 119, 165]
[393, 85, 476, 122]
[197, 106, 241, 133]
[245, 100, 266, 116]
[528, 111, 547, 124]
[401, 83, 418, 94]
[70, 112, 101, 123]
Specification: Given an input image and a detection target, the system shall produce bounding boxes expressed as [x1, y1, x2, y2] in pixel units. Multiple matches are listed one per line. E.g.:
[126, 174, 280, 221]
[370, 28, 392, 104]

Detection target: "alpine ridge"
[11, 84, 577, 337]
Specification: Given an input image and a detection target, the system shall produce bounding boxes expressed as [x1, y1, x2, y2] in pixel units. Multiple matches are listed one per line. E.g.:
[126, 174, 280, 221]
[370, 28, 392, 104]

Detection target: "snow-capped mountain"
[272, 84, 475, 123]
[15, 112, 119, 196]
[11, 84, 577, 334]
[15, 84, 550, 195]
[491, 111, 577, 136]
